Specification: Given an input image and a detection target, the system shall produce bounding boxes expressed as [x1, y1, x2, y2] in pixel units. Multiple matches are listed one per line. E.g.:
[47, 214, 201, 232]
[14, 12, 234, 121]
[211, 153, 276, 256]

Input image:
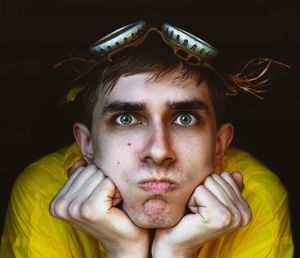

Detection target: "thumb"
[96, 177, 122, 208]
[188, 185, 220, 216]
[232, 172, 244, 191]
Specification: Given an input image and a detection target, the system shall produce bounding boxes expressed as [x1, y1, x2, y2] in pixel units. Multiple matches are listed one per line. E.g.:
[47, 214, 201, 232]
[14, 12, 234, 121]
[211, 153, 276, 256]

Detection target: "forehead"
[98, 71, 213, 107]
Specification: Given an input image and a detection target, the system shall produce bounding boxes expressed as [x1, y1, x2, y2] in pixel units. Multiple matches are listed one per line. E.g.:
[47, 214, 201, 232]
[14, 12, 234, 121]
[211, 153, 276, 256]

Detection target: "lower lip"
[138, 181, 176, 192]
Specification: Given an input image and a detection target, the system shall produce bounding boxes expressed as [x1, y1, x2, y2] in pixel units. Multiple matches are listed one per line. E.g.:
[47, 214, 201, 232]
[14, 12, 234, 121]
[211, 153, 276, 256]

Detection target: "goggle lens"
[89, 21, 218, 67]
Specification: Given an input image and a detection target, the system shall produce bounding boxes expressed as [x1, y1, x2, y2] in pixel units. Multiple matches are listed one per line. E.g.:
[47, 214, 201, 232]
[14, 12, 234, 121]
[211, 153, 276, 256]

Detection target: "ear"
[215, 122, 234, 164]
[73, 122, 94, 163]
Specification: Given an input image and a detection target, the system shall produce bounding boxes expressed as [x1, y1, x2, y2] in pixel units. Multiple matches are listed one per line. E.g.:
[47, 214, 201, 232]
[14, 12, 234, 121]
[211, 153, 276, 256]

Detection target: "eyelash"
[112, 112, 201, 127]
[113, 113, 142, 127]
[173, 112, 200, 127]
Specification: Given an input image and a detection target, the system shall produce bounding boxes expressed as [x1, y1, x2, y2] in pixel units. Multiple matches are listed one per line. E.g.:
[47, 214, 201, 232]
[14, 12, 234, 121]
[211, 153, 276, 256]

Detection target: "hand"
[151, 172, 252, 258]
[50, 160, 149, 258]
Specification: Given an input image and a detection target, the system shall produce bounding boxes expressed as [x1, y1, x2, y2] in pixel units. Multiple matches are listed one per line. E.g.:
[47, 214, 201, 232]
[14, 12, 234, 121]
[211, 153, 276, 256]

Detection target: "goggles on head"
[63, 22, 226, 103]
[64, 21, 279, 103]
[88, 21, 218, 66]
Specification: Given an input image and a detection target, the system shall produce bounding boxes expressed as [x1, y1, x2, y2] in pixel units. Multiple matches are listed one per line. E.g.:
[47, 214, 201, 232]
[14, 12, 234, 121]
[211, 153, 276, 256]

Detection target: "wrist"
[106, 249, 148, 258]
[105, 240, 149, 258]
[152, 245, 199, 258]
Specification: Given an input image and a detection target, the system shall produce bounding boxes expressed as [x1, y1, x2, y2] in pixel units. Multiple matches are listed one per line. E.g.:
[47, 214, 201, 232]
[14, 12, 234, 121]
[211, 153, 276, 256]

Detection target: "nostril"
[140, 128, 176, 165]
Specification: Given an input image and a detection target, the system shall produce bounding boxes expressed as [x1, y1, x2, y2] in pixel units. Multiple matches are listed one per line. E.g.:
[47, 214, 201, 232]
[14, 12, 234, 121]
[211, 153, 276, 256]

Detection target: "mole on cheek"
[127, 142, 131, 146]
[117, 161, 120, 165]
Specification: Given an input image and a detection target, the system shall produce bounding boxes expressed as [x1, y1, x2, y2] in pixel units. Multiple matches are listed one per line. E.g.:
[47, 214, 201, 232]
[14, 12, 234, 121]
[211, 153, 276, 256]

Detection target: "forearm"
[152, 246, 199, 258]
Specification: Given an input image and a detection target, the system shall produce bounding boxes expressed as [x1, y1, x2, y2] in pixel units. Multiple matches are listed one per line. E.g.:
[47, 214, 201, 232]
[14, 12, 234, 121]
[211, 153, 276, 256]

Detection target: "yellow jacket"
[0, 143, 294, 257]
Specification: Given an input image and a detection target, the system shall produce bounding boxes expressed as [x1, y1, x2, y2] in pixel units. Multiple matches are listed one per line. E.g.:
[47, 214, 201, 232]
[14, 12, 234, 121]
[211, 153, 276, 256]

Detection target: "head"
[72, 35, 234, 228]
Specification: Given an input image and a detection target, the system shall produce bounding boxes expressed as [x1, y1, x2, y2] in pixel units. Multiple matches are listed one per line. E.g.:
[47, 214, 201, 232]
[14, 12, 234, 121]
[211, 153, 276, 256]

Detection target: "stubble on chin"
[121, 201, 185, 229]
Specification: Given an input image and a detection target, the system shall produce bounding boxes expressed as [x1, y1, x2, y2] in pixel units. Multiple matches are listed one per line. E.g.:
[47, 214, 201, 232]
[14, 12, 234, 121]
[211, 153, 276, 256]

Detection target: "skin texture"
[50, 71, 251, 258]
[83, 72, 230, 227]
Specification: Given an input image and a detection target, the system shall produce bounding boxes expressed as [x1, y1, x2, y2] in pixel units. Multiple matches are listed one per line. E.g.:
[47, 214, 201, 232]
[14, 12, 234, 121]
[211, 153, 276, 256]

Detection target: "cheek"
[93, 130, 134, 161]
[91, 134, 142, 182]
[177, 130, 215, 157]
[175, 132, 215, 180]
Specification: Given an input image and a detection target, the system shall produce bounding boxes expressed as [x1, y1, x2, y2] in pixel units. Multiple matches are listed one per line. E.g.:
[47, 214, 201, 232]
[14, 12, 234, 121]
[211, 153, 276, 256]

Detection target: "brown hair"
[57, 34, 285, 130]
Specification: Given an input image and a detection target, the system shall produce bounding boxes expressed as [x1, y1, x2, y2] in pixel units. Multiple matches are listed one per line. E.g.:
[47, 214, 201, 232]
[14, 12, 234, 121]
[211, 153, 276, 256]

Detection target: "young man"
[1, 22, 293, 257]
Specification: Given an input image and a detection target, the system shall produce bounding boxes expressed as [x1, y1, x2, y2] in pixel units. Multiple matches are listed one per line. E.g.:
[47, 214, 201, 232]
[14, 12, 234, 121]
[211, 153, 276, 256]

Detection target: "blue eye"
[174, 113, 198, 126]
[115, 114, 140, 126]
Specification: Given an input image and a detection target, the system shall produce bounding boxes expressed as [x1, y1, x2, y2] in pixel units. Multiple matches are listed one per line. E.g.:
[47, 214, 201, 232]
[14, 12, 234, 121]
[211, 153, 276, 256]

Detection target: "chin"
[122, 199, 186, 228]
[125, 208, 184, 229]
[133, 216, 180, 229]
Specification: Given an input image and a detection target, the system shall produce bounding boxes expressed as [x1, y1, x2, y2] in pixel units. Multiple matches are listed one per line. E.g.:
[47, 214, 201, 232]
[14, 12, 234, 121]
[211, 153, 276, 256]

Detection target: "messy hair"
[56, 34, 287, 130]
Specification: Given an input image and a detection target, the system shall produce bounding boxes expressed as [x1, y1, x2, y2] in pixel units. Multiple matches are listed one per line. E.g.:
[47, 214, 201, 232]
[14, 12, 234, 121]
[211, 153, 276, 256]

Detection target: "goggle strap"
[106, 27, 158, 62]
[104, 26, 208, 67]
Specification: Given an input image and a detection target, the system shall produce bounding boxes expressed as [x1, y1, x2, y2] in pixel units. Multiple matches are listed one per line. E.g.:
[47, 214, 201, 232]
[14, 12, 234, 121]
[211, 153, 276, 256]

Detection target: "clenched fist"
[49, 163, 149, 258]
[152, 172, 252, 258]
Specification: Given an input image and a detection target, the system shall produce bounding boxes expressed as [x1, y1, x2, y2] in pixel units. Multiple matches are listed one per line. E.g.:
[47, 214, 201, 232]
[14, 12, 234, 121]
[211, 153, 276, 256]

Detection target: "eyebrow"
[102, 101, 145, 115]
[167, 99, 208, 113]
[101, 99, 208, 116]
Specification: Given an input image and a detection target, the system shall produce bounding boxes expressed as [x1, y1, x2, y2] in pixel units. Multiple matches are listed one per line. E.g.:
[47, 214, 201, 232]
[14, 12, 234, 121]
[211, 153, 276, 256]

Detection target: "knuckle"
[221, 171, 230, 176]
[194, 185, 205, 195]
[81, 202, 97, 221]
[68, 201, 81, 219]
[76, 165, 96, 177]
[95, 172, 105, 182]
[231, 209, 242, 227]
[220, 171, 231, 179]
[243, 209, 252, 226]
[203, 176, 214, 187]
[86, 164, 97, 171]
[215, 208, 232, 228]
[211, 173, 221, 181]
[53, 198, 68, 218]
[49, 199, 57, 216]
[68, 167, 83, 178]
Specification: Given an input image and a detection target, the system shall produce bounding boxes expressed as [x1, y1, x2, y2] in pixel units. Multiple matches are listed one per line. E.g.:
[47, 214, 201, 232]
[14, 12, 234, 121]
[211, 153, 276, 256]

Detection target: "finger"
[208, 174, 247, 211]
[62, 164, 102, 200]
[50, 165, 100, 217]
[204, 175, 235, 206]
[188, 185, 228, 222]
[220, 172, 245, 202]
[212, 173, 251, 226]
[232, 172, 244, 191]
[67, 171, 106, 219]
[80, 177, 118, 221]
[211, 173, 240, 202]
[50, 167, 84, 216]
[204, 175, 248, 227]
[220, 172, 250, 214]
[67, 158, 87, 178]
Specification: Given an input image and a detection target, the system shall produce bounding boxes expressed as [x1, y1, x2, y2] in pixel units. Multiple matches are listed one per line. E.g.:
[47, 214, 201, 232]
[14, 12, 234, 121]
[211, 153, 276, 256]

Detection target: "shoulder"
[219, 148, 293, 256]
[223, 147, 286, 199]
[6, 143, 80, 235]
[2, 143, 83, 257]
[12, 143, 79, 202]
[221, 148, 290, 226]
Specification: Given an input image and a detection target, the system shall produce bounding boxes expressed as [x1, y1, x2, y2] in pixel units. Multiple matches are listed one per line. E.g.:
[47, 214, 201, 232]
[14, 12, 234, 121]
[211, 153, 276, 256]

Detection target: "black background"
[1, 0, 299, 256]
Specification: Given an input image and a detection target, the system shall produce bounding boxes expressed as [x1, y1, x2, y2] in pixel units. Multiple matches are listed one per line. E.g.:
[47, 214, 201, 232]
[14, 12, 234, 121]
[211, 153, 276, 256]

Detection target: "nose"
[140, 124, 176, 166]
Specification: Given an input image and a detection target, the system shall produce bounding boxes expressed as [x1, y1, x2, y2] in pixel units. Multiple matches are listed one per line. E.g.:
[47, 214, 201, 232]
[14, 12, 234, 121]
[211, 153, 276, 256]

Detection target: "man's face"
[90, 71, 221, 228]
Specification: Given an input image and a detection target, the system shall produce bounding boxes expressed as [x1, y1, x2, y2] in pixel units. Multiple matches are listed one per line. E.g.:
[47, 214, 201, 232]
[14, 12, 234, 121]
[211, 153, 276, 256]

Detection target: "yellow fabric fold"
[0, 144, 294, 257]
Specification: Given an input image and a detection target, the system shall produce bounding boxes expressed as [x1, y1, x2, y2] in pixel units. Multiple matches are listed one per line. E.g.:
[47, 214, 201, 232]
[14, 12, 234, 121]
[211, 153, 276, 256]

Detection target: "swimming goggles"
[88, 21, 218, 66]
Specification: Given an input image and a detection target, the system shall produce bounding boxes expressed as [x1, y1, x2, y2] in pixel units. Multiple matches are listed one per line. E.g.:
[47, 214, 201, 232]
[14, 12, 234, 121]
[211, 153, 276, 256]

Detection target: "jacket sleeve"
[198, 161, 294, 258]
[0, 165, 60, 258]
[220, 173, 294, 257]
[227, 184, 294, 258]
